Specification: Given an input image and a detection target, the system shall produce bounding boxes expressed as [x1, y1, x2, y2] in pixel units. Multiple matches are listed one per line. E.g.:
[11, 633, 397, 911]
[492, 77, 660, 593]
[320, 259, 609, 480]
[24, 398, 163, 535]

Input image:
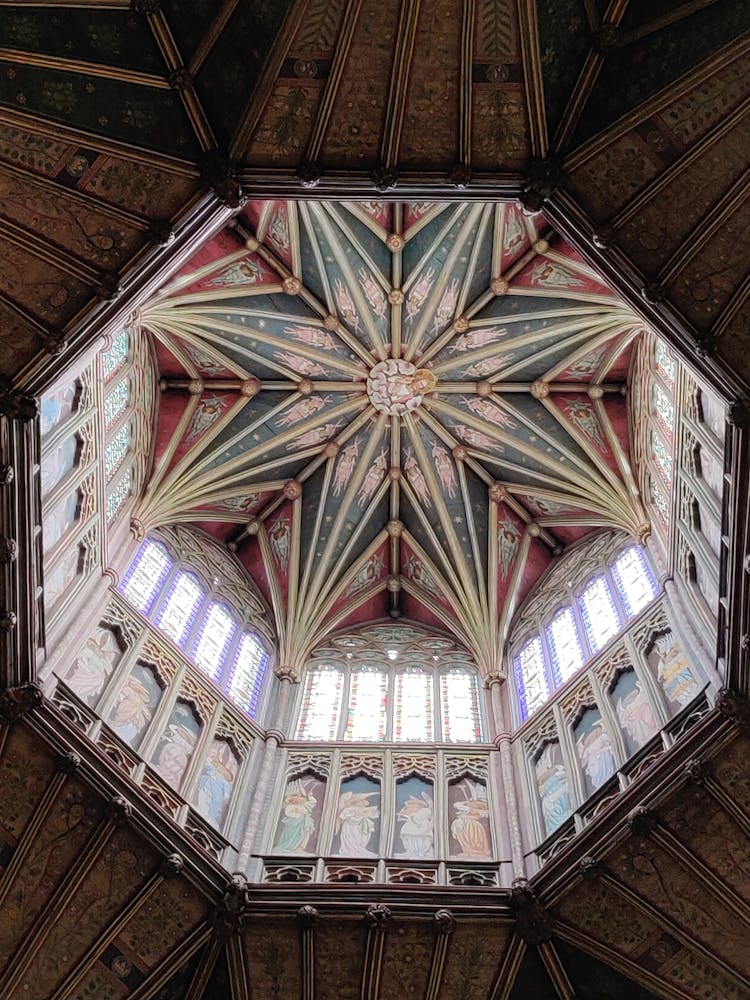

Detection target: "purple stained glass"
[611, 546, 658, 619]
[546, 607, 584, 685]
[514, 636, 548, 722]
[579, 575, 621, 653]
[227, 631, 268, 717]
[155, 571, 204, 647]
[119, 539, 172, 614]
[192, 602, 236, 679]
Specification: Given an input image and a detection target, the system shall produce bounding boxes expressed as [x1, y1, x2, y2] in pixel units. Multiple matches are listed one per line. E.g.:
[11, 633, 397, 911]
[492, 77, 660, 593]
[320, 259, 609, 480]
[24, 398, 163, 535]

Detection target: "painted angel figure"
[449, 423, 498, 451]
[358, 267, 388, 319]
[450, 781, 491, 859]
[357, 448, 387, 505]
[463, 353, 513, 378]
[274, 779, 318, 853]
[405, 267, 436, 324]
[404, 553, 439, 595]
[186, 395, 226, 444]
[564, 399, 604, 447]
[404, 452, 432, 508]
[108, 672, 153, 743]
[503, 209, 526, 255]
[273, 351, 326, 377]
[269, 516, 291, 570]
[535, 744, 571, 835]
[67, 627, 121, 703]
[530, 260, 584, 289]
[287, 421, 342, 451]
[196, 743, 236, 827]
[277, 395, 329, 427]
[397, 792, 434, 858]
[334, 278, 360, 333]
[345, 552, 384, 595]
[332, 438, 360, 496]
[285, 324, 338, 351]
[565, 348, 604, 379]
[466, 397, 516, 430]
[335, 791, 380, 856]
[576, 719, 616, 790]
[209, 256, 262, 287]
[267, 210, 290, 252]
[186, 346, 224, 376]
[432, 441, 457, 497]
[498, 514, 520, 580]
[432, 278, 460, 335]
[448, 325, 507, 353]
[654, 633, 699, 707]
[616, 679, 658, 748]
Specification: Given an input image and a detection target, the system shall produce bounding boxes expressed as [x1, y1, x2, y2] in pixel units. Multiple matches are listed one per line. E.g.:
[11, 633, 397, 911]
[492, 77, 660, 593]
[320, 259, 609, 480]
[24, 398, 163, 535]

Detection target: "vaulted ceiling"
[138, 197, 643, 672]
[0, 0, 748, 400]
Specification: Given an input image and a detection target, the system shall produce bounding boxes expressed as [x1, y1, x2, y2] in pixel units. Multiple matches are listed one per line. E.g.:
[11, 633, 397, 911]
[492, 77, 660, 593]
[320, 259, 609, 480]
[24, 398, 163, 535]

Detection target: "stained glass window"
[611, 546, 657, 618]
[102, 331, 129, 381]
[106, 468, 132, 523]
[345, 668, 387, 741]
[104, 424, 130, 481]
[652, 431, 672, 484]
[156, 571, 203, 646]
[579, 576, 621, 653]
[654, 383, 674, 437]
[394, 669, 432, 741]
[227, 632, 268, 716]
[654, 340, 676, 386]
[104, 379, 129, 430]
[119, 540, 172, 613]
[193, 602, 235, 678]
[514, 637, 549, 721]
[546, 607, 584, 684]
[441, 669, 482, 742]
[297, 666, 344, 740]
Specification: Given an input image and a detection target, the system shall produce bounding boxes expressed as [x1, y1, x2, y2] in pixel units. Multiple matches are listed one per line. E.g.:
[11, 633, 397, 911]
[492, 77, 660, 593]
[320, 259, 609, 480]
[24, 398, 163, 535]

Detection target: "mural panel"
[610, 669, 659, 756]
[65, 625, 123, 706]
[331, 775, 381, 858]
[106, 661, 163, 749]
[393, 776, 434, 859]
[150, 701, 202, 789]
[574, 707, 616, 798]
[646, 630, 702, 711]
[448, 777, 492, 860]
[272, 773, 326, 855]
[535, 742, 572, 837]
[193, 739, 240, 830]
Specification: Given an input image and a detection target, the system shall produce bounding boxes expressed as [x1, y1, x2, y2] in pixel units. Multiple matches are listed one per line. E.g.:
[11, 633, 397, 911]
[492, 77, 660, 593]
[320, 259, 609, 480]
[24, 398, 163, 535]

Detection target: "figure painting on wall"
[66, 625, 123, 705]
[40, 378, 78, 436]
[394, 778, 434, 858]
[612, 670, 658, 755]
[273, 776, 324, 854]
[535, 742, 571, 836]
[195, 740, 238, 829]
[651, 632, 701, 708]
[449, 778, 491, 859]
[332, 776, 380, 857]
[575, 710, 616, 797]
[107, 662, 162, 747]
[151, 701, 201, 789]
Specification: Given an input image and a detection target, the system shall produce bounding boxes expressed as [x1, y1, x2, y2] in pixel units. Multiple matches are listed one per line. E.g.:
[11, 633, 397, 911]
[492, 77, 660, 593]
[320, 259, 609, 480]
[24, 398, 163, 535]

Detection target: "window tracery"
[510, 536, 658, 723]
[119, 532, 273, 719]
[295, 626, 484, 744]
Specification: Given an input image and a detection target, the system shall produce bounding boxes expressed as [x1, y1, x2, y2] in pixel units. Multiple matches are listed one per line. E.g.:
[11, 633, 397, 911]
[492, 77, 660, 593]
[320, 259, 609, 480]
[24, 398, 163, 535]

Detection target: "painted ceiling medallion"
[367, 360, 436, 415]
[139, 200, 647, 674]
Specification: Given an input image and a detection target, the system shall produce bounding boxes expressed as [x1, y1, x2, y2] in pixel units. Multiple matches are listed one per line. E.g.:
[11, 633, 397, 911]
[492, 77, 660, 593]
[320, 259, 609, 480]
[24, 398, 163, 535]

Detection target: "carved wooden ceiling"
[138, 198, 644, 673]
[0, 700, 747, 1000]
[0, 0, 747, 398]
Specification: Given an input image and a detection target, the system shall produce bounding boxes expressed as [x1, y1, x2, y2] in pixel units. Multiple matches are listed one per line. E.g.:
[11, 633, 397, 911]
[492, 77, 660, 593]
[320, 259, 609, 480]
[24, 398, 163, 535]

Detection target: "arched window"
[118, 533, 273, 719]
[511, 540, 658, 723]
[295, 627, 484, 743]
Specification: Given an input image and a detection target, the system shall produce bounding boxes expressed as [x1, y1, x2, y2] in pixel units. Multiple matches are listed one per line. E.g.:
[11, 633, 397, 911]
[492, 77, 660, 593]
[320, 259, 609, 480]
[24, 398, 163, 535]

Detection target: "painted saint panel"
[42, 487, 80, 552]
[41, 433, 79, 493]
[448, 777, 492, 860]
[647, 631, 702, 711]
[193, 739, 239, 830]
[44, 543, 82, 611]
[331, 775, 380, 857]
[106, 661, 163, 748]
[574, 708, 616, 798]
[535, 742, 572, 837]
[66, 625, 124, 706]
[611, 669, 659, 756]
[150, 700, 202, 789]
[40, 378, 79, 436]
[272, 773, 326, 854]
[393, 777, 434, 859]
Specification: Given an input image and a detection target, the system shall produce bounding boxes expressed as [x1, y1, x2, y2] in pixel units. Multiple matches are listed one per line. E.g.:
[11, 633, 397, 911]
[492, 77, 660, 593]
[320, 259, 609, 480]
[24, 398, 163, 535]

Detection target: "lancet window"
[512, 540, 658, 723]
[101, 332, 135, 523]
[119, 534, 272, 718]
[294, 627, 484, 744]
